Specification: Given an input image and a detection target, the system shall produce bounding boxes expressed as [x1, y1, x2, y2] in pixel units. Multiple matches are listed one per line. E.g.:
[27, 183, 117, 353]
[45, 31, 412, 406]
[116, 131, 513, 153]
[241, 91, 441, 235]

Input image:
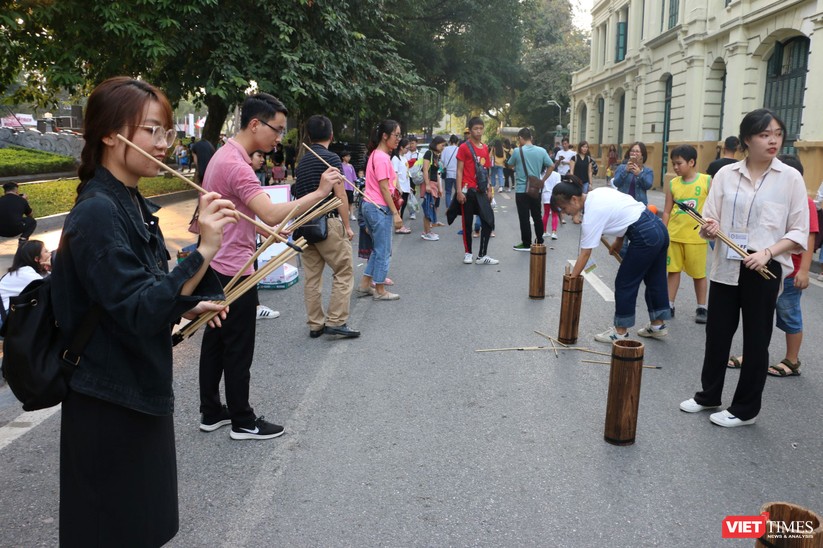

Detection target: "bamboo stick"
[600, 236, 623, 263]
[224, 203, 301, 294]
[677, 206, 775, 279]
[475, 346, 552, 352]
[581, 359, 662, 370]
[174, 239, 305, 342]
[301, 143, 387, 212]
[116, 133, 300, 250]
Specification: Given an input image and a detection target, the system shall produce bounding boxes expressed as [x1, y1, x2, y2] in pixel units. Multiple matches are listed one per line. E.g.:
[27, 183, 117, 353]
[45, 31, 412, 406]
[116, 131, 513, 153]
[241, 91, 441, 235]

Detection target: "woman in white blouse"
[680, 109, 809, 428]
[0, 239, 50, 312]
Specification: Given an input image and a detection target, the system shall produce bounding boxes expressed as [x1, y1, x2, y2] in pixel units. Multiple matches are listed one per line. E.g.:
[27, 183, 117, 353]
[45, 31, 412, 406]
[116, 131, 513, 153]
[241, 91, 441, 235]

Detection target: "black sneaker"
[200, 404, 231, 432]
[230, 416, 285, 440]
[670, 306, 676, 318]
[695, 307, 708, 324]
[324, 324, 361, 338]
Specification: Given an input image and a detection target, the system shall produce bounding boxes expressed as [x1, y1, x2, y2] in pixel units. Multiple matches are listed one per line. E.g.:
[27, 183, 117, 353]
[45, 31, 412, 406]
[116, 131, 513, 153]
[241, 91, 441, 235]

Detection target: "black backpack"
[0, 277, 101, 411]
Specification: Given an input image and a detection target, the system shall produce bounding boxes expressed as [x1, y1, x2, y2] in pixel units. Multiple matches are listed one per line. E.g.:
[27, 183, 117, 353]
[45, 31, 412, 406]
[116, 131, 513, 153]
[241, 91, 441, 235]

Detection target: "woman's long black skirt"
[60, 390, 178, 547]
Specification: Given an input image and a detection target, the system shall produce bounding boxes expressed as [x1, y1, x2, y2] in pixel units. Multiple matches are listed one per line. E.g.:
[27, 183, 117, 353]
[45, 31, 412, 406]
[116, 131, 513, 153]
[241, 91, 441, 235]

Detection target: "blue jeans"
[362, 201, 393, 284]
[614, 209, 671, 327]
[445, 178, 456, 207]
[491, 166, 504, 189]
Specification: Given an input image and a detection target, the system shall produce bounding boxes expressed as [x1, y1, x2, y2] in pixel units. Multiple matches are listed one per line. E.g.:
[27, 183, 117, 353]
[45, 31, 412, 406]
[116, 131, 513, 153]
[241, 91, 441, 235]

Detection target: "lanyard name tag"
[726, 232, 748, 260]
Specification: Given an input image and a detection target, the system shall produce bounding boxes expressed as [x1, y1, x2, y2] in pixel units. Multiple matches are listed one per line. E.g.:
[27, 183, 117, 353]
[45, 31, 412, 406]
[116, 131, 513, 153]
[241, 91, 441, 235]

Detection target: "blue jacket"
[613, 163, 654, 205]
[51, 167, 223, 415]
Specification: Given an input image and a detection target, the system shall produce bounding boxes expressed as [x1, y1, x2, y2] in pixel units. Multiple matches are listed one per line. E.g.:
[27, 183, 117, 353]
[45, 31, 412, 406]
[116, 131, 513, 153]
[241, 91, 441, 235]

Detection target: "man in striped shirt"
[293, 115, 359, 339]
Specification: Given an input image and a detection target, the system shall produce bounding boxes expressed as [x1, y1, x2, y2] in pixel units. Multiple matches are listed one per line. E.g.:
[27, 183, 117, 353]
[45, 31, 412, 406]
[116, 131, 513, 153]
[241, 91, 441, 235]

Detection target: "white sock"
[669, 301, 675, 308]
[697, 304, 707, 310]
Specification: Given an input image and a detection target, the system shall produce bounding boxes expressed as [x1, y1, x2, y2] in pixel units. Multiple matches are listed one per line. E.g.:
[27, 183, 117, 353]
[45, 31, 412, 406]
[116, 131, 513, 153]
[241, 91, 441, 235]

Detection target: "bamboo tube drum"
[604, 339, 644, 446]
[557, 272, 584, 344]
[756, 502, 822, 548]
[529, 243, 546, 299]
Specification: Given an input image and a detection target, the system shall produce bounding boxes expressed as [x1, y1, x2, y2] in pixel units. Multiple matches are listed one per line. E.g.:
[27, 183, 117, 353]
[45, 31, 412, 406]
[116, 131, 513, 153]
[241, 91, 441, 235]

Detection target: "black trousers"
[515, 192, 544, 246]
[460, 190, 491, 257]
[400, 191, 410, 219]
[199, 271, 257, 427]
[0, 216, 36, 239]
[693, 260, 781, 420]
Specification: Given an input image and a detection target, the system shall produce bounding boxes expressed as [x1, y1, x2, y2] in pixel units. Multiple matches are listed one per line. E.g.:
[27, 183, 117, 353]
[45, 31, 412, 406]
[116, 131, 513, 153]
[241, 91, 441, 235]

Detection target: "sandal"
[727, 356, 743, 369]
[768, 359, 801, 377]
[354, 287, 375, 298]
[395, 227, 411, 234]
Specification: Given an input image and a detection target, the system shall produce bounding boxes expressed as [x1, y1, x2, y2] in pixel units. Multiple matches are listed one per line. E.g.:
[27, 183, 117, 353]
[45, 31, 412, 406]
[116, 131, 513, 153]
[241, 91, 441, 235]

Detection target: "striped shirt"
[293, 144, 341, 206]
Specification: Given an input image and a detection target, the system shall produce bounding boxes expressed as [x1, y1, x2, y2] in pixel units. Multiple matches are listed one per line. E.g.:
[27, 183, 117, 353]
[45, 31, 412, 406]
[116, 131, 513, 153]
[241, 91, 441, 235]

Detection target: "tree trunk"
[202, 94, 229, 146]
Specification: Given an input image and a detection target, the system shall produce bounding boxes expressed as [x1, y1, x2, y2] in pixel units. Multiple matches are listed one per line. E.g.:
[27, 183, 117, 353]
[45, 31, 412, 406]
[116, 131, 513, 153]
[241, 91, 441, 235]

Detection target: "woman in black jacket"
[52, 77, 237, 546]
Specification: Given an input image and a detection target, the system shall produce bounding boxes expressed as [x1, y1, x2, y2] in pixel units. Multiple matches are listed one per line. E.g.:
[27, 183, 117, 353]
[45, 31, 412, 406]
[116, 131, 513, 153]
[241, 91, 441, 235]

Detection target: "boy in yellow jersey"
[663, 145, 711, 324]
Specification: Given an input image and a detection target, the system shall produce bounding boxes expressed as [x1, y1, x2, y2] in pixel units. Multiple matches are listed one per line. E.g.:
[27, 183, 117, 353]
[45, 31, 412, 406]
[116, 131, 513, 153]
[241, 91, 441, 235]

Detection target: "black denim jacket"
[51, 167, 224, 416]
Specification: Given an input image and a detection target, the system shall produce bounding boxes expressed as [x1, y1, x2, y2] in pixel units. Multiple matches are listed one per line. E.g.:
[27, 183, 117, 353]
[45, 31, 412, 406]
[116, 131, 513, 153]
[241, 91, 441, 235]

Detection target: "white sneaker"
[256, 305, 280, 320]
[551, 232, 558, 240]
[410, 213, 417, 220]
[350, 214, 357, 221]
[475, 255, 499, 265]
[637, 323, 668, 339]
[710, 410, 757, 427]
[463, 253, 473, 264]
[679, 398, 720, 413]
[421, 232, 440, 241]
[594, 327, 629, 343]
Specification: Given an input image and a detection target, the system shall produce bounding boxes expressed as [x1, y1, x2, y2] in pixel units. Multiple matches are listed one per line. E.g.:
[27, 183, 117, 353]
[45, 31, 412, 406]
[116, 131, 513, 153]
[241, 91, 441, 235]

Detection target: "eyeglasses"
[135, 125, 177, 149]
[257, 119, 287, 137]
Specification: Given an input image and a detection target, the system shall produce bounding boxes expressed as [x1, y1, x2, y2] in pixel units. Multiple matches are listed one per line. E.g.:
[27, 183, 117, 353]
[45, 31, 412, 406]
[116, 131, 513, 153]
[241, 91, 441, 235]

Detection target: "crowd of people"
[2, 74, 822, 545]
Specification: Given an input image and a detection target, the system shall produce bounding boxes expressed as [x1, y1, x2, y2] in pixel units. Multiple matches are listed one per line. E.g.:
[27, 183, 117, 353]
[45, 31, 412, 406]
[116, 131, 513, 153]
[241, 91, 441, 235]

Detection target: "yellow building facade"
[571, 0, 823, 192]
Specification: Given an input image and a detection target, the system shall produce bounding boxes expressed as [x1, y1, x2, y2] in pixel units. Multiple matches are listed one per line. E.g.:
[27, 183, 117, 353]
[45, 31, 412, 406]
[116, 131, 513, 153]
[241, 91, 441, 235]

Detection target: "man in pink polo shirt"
[198, 93, 341, 440]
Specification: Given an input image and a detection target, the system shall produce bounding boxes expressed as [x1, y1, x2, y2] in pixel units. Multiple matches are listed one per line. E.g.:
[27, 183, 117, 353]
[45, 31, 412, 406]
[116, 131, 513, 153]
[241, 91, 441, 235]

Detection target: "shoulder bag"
[519, 146, 543, 200]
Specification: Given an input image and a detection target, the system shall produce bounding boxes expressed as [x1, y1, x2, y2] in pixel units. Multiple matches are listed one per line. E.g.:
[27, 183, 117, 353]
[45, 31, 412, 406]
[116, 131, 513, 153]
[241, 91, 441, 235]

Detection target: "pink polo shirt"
[202, 138, 266, 276]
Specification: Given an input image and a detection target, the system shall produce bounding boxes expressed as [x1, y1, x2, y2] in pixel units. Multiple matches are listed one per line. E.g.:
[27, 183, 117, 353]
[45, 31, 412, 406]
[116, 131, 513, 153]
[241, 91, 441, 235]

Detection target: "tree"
[1, 0, 420, 144]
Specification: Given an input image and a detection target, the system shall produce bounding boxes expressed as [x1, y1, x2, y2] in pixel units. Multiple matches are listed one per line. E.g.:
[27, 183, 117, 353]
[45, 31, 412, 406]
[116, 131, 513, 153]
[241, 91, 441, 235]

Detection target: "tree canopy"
[0, 0, 589, 144]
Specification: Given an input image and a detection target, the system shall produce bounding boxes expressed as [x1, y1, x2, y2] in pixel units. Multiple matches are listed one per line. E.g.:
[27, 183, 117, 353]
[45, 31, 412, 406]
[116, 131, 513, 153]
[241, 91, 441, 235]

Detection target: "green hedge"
[23, 176, 191, 218]
[0, 146, 76, 176]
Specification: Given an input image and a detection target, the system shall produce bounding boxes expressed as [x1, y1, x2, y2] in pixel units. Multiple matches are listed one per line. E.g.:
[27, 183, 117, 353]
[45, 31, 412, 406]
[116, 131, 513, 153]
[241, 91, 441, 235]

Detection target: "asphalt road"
[1, 183, 821, 547]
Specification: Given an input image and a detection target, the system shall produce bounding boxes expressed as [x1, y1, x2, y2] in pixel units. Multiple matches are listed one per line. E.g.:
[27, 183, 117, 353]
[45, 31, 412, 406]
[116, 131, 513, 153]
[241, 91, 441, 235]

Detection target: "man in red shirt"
[455, 117, 498, 265]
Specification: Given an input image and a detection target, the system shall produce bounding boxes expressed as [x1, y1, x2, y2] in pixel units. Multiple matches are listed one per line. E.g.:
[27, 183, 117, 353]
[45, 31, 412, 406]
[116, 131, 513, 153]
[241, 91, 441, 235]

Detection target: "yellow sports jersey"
[668, 173, 711, 244]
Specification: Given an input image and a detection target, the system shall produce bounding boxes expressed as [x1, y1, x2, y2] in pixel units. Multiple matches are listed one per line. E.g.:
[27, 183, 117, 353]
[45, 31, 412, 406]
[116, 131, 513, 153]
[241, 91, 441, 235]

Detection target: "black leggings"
[400, 192, 410, 219]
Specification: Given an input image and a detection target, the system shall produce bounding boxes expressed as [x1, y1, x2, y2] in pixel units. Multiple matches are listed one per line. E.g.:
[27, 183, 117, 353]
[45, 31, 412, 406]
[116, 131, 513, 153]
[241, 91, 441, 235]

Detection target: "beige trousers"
[301, 217, 354, 330]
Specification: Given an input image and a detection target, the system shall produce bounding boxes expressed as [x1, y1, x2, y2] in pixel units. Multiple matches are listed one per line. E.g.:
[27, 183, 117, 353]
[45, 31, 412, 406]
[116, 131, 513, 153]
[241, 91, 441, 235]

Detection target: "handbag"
[294, 213, 328, 244]
[468, 143, 490, 192]
[1, 278, 101, 411]
[519, 146, 543, 200]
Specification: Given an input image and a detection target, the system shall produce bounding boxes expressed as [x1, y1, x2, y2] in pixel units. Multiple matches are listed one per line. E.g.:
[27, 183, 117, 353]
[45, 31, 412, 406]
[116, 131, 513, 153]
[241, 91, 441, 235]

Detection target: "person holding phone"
[613, 142, 654, 205]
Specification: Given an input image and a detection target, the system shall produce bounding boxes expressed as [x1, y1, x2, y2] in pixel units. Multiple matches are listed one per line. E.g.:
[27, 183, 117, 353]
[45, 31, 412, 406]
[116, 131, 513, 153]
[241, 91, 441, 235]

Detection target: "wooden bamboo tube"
[600, 236, 622, 263]
[581, 359, 661, 370]
[529, 243, 546, 299]
[604, 339, 644, 446]
[224, 203, 301, 294]
[756, 501, 822, 547]
[116, 133, 299, 250]
[558, 273, 584, 344]
[301, 142, 386, 212]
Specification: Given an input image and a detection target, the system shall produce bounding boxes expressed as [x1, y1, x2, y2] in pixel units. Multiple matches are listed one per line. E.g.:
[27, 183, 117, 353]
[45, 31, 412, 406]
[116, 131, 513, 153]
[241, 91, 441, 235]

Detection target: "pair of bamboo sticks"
[674, 201, 775, 280]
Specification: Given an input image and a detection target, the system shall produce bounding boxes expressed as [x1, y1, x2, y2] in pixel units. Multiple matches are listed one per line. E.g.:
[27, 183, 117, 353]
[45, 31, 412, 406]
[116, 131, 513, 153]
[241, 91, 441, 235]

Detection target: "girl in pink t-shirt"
[356, 120, 402, 300]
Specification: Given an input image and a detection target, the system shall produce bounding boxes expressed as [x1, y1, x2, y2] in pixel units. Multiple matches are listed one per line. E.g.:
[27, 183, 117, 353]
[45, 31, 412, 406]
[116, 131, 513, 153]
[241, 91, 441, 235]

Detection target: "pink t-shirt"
[203, 138, 266, 276]
[365, 150, 394, 207]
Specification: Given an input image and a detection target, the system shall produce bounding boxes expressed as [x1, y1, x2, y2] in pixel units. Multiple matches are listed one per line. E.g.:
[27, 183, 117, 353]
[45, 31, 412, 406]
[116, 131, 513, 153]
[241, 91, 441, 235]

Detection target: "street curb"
[32, 189, 198, 233]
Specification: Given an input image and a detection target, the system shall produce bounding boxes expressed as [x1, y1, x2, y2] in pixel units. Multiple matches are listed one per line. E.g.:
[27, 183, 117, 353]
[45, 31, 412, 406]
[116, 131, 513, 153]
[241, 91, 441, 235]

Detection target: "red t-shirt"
[788, 197, 819, 277]
[456, 141, 491, 189]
